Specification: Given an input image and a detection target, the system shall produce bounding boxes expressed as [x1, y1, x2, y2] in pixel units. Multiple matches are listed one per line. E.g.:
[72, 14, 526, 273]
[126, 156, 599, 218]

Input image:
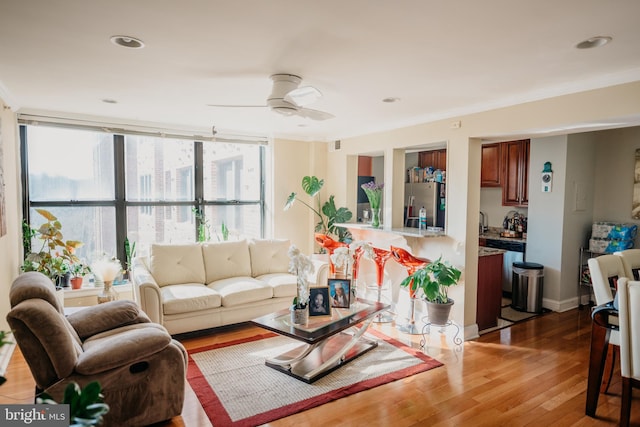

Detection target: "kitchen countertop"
[478, 246, 506, 257]
[479, 229, 527, 244]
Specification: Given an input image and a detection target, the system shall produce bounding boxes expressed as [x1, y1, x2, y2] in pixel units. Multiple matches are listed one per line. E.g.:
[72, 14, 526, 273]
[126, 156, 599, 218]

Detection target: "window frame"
[21, 125, 266, 266]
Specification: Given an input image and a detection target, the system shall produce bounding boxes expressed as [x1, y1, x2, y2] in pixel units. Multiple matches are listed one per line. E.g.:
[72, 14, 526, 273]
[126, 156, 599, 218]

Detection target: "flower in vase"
[288, 245, 315, 308]
[360, 181, 384, 210]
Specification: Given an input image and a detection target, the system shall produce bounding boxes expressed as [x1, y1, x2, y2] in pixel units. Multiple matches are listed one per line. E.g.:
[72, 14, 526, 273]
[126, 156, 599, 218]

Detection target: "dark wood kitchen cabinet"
[501, 139, 529, 207]
[481, 143, 501, 187]
[477, 252, 503, 331]
[419, 149, 447, 171]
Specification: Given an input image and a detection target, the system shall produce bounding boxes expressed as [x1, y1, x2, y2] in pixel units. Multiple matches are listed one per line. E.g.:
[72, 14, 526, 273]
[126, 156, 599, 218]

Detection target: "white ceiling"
[1, 0, 639, 141]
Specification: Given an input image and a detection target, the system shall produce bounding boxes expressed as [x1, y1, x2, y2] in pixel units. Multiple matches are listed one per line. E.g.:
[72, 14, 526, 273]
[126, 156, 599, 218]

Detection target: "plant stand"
[419, 316, 463, 349]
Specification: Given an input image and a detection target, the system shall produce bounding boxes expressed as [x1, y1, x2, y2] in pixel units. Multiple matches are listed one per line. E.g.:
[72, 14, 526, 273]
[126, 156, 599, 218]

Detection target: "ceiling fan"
[208, 74, 334, 121]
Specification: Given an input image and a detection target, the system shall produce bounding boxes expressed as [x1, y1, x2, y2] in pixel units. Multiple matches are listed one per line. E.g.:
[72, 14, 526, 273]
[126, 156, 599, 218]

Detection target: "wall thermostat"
[541, 162, 553, 193]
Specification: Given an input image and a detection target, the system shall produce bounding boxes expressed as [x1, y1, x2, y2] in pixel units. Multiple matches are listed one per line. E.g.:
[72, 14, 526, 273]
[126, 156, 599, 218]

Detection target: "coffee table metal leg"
[265, 317, 378, 383]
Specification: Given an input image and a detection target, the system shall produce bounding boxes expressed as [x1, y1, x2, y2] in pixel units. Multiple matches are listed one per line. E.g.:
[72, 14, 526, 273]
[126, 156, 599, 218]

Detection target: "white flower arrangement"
[349, 241, 374, 260]
[288, 245, 315, 308]
[91, 258, 122, 282]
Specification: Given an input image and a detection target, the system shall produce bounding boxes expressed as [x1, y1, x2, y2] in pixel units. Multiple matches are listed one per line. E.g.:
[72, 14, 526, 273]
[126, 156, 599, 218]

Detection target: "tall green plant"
[284, 176, 353, 243]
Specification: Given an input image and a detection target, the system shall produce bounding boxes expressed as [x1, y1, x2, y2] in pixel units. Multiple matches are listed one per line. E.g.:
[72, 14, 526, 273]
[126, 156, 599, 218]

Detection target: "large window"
[22, 125, 265, 265]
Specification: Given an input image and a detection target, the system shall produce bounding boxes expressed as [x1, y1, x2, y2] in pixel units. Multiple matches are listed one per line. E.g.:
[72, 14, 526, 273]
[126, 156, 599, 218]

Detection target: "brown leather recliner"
[7, 271, 187, 426]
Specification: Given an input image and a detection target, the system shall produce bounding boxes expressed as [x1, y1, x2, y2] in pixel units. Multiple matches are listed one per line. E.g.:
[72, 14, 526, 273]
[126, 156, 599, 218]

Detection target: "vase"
[371, 208, 381, 228]
[290, 306, 308, 325]
[97, 280, 118, 304]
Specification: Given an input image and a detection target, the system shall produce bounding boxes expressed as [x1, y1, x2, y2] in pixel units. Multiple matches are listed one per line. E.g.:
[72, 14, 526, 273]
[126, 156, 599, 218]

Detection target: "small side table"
[63, 282, 134, 307]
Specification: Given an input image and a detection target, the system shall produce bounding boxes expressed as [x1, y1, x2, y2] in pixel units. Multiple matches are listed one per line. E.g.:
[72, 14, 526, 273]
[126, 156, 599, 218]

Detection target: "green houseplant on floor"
[400, 256, 462, 325]
[284, 175, 353, 245]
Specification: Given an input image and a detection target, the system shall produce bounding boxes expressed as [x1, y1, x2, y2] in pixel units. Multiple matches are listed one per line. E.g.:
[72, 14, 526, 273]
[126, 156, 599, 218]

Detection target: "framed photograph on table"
[308, 287, 332, 317]
[328, 278, 351, 308]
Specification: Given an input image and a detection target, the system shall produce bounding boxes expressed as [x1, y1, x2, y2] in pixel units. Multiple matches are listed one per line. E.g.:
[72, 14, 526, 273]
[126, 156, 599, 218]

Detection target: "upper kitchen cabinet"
[481, 143, 501, 187]
[419, 149, 447, 171]
[501, 139, 530, 207]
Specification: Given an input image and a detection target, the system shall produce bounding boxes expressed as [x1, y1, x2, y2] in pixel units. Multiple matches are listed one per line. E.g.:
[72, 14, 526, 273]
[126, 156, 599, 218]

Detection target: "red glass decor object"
[314, 233, 347, 275]
[372, 247, 393, 287]
[390, 246, 429, 298]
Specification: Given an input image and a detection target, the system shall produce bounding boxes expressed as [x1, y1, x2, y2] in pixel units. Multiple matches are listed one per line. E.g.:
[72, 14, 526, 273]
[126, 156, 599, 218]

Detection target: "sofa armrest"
[309, 259, 329, 286]
[131, 257, 164, 325]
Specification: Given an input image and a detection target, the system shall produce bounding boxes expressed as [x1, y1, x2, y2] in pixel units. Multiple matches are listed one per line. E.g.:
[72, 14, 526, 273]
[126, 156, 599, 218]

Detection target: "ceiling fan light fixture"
[110, 35, 145, 49]
[575, 36, 612, 49]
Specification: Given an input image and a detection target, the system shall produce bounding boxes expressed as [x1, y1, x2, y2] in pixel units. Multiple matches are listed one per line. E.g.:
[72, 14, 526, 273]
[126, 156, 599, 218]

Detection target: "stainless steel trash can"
[511, 262, 544, 313]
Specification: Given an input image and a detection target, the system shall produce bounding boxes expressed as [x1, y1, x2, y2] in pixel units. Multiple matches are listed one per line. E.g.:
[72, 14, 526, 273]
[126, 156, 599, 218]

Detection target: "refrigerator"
[404, 182, 446, 228]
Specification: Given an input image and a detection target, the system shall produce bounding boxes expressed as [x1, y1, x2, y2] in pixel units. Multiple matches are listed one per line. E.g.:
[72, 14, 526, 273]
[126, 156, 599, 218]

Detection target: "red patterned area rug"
[187, 328, 443, 427]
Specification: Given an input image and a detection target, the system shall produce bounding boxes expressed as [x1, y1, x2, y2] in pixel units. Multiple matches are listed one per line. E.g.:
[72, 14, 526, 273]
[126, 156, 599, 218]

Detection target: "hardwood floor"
[1, 308, 637, 426]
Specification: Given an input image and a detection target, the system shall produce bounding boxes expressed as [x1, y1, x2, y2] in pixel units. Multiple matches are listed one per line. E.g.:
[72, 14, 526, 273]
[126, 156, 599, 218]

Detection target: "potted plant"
[70, 262, 92, 289]
[400, 256, 462, 325]
[288, 245, 315, 324]
[284, 176, 353, 246]
[21, 209, 83, 288]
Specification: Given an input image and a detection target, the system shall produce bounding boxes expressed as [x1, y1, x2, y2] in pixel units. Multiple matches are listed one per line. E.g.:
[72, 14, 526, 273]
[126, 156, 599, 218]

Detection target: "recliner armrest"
[76, 327, 171, 375]
[67, 300, 151, 340]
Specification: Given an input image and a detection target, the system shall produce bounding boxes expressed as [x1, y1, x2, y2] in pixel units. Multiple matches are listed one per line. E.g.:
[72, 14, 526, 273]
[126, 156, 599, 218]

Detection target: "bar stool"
[371, 247, 394, 323]
[391, 246, 430, 334]
[314, 233, 347, 276]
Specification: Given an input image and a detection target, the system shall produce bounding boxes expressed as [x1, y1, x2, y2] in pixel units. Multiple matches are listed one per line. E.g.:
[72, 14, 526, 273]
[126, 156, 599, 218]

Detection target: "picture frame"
[308, 286, 332, 317]
[328, 278, 351, 308]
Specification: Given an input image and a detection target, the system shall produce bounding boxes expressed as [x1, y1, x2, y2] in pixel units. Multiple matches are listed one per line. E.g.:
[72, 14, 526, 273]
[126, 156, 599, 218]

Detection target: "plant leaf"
[284, 192, 297, 210]
[36, 209, 57, 221]
[301, 176, 324, 197]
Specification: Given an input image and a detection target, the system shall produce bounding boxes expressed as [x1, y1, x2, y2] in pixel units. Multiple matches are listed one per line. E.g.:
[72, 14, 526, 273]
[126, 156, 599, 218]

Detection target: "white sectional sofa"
[131, 239, 328, 335]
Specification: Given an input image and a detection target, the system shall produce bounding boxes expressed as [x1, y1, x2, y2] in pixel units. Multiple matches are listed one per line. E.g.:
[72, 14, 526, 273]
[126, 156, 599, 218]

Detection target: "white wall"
[0, 99, 21, 330]
[479, 187, 528, 229]
[272, 138, 327, 255]
[592, 127, 640, 245]
[526, 135, 568, 310]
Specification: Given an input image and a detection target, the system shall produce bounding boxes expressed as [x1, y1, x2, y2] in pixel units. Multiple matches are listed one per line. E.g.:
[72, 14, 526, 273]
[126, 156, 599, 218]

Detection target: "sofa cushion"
[149, 244, 205, 287]
[202, 240, 252, 283]
[249, 239, 291, 277]
[161, 284, 222, 315]
[208, 277, 273, 307]
[256, 273, 298, 298]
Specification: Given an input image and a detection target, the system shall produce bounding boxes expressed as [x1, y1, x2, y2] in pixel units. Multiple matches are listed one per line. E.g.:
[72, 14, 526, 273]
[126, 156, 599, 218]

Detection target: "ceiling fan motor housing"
[268, 74, 302, 115]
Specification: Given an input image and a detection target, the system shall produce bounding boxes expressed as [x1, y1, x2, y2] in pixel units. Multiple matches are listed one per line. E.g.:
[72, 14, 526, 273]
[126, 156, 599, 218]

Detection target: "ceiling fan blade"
[295, 108, 334, 121]
[284, 86, 322, 107]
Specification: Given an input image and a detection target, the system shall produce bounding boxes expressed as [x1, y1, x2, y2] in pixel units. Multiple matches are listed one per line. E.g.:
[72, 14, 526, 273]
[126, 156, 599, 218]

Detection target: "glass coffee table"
[251, 298, 390, 383]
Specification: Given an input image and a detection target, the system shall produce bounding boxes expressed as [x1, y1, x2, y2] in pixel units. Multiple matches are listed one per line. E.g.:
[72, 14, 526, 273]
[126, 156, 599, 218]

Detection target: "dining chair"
[585, 254, 626, 414]
[615, 248, 640, 280]
[616, 277, 640, 427]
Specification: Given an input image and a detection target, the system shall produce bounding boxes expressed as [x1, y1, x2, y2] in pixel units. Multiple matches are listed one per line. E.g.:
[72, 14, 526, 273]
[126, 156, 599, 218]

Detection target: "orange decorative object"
[352, 246, 364, 280]
[314, 233, 347, 275]
[372, 247, 393, 287]
[390, 246, 429, 298]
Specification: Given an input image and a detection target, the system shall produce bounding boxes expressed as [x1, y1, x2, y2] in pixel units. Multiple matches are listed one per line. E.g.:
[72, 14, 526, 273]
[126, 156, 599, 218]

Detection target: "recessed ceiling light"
[102, 99, 117, 104]
[110, 35, 145, 49]
[382, 97, 400, 103]
[575, 36, 612, 49]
